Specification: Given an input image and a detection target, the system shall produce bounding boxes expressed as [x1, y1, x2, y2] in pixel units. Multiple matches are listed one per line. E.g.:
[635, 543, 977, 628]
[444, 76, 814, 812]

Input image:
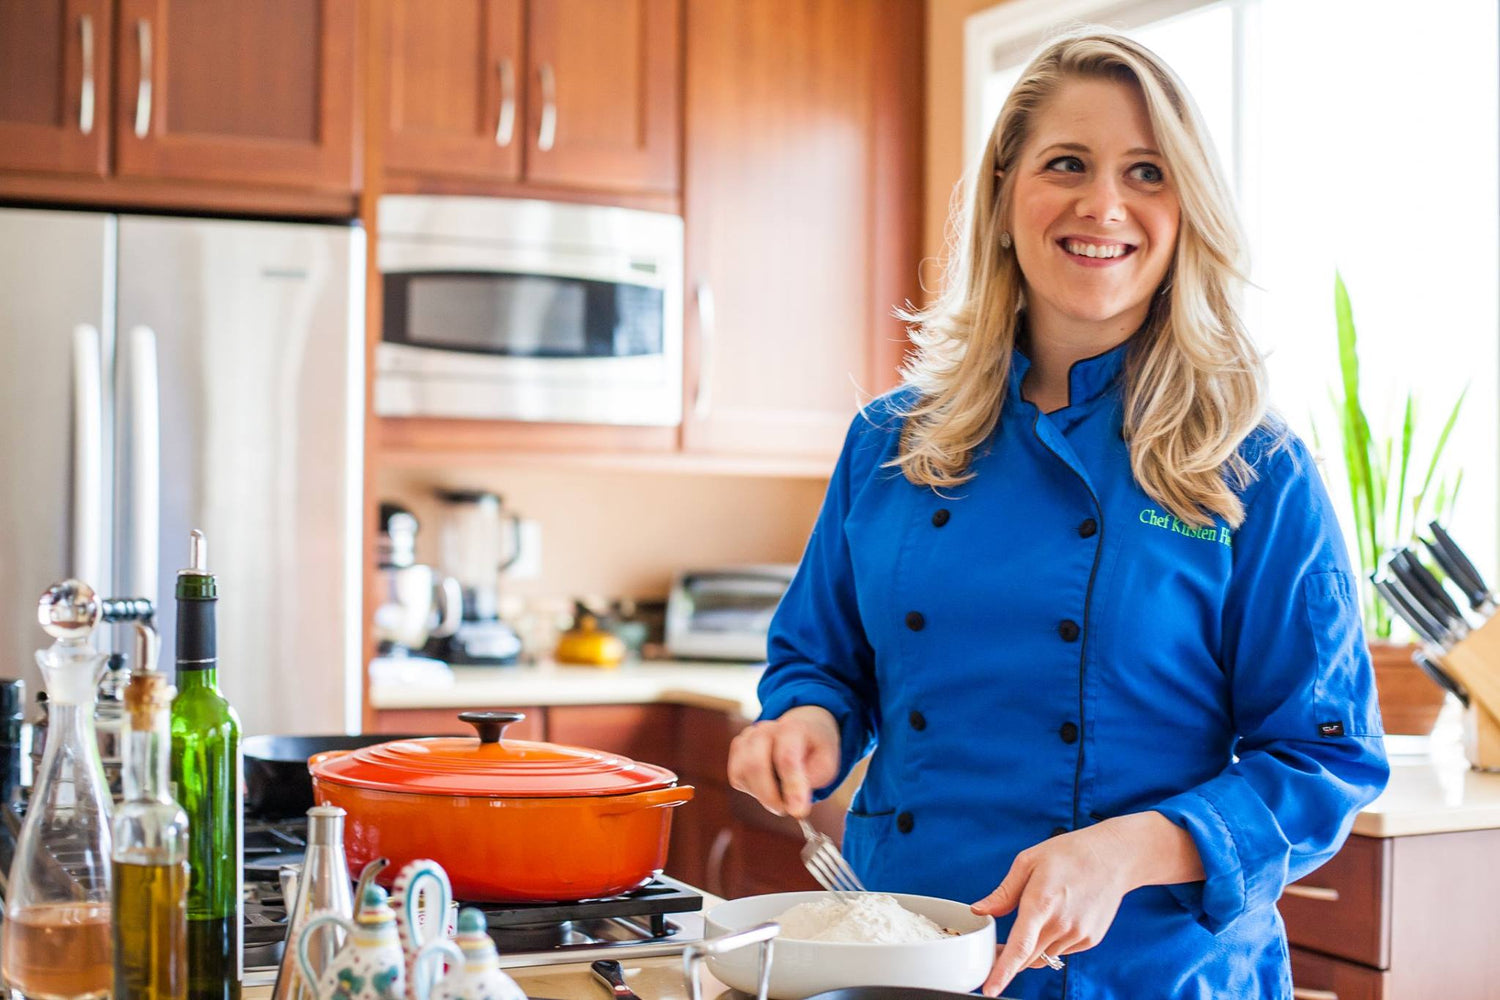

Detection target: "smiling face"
[1005, 76, 1181, 345]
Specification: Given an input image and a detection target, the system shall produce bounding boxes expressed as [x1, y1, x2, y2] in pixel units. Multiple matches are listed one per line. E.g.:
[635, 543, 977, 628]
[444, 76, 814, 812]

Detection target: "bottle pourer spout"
[189, 528, 207, 572]
[133, 622, 158, 674]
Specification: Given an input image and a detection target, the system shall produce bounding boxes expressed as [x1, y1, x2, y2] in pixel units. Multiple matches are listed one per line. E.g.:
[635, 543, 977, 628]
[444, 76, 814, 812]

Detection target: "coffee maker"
[424, 489, 524, 665]
[371, 504, 462, 681]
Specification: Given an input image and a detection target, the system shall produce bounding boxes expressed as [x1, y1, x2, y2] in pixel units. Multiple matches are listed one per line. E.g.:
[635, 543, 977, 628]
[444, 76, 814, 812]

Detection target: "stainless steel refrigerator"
[0, 207, 364, 736]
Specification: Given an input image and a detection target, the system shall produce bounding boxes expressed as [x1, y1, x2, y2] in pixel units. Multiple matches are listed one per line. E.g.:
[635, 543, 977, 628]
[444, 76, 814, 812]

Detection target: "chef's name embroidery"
[1138, 507, 1232, 547]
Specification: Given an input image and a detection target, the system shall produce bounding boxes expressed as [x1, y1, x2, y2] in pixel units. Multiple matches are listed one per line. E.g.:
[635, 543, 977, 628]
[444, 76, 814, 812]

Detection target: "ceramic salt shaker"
[424, 909, 528, 1000]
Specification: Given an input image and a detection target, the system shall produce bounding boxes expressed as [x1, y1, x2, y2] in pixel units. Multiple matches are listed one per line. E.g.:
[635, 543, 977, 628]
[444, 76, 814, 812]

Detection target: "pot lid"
[309, 711, 679, 798]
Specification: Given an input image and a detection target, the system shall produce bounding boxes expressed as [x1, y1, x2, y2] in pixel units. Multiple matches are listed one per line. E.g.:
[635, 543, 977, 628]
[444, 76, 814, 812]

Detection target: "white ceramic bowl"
[703, 891, 997, 1000]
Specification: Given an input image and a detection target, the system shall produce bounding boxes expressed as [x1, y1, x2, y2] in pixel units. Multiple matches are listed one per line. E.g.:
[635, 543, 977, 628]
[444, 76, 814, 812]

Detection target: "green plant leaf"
[1392, 391, 1415, 544]
[1413, 384, 1468, 526]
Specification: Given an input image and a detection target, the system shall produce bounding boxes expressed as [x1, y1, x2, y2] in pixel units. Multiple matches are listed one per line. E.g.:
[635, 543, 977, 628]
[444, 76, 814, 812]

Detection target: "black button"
[1057, 619, 1080, 642]
[931, 509, 951, 527]
[1050, 826, 1069, 838]
[905, 611, 925, 631]
[1078, 518, 1098, 538]
[1060, 721, 1079, 744]
[896, 812, 915, 834]
[908, 710, 927, 731]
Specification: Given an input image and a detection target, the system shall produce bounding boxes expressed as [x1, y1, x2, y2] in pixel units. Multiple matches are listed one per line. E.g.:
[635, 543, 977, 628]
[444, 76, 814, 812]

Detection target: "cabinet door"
[383, 0, 523, 182]
[113, 0, 356, 192]
[523, 0, 681, 194]
[0, 0, 111, 176]
[681, 0, 921, 459]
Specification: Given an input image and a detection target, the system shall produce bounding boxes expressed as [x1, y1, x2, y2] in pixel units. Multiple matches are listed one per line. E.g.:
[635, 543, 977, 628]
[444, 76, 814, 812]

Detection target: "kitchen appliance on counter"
[666, 566, 797, 662]
[0, 207, 365, 735]
[372, 503, 462, 683]
[424, 489, 525, 666]
[374, 195, 684, 426]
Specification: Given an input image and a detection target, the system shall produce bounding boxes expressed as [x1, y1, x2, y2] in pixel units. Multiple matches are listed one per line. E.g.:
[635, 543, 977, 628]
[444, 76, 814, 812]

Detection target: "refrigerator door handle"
[118, 325, 160, 609]
[71, 324, 105, 588]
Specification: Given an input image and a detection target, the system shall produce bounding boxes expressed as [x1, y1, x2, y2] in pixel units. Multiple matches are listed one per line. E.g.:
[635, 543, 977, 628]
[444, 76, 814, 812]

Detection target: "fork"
[798, 818, 867, 898]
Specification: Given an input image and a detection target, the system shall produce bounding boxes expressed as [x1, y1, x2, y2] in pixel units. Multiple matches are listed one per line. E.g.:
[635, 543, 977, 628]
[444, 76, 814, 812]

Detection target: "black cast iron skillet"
[243, 733, 422, 819]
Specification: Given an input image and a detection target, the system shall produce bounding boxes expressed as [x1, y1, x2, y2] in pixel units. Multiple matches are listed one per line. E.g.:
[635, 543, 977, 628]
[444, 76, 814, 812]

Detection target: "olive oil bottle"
[114, 623, 190, 1000]
[169, 531, 242, 1000]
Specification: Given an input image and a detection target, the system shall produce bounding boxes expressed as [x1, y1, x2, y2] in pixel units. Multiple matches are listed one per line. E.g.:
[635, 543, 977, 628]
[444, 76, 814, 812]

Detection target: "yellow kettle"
[554, 608, 626, 668]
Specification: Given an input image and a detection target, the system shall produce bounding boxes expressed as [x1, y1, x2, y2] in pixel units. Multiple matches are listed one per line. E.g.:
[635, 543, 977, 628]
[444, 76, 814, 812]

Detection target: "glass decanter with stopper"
[113, 622, 189, 1000]
[1, 580, 115, 1000]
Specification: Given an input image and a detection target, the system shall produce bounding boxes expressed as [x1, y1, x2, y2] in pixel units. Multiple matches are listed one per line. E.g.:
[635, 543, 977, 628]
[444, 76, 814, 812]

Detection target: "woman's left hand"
[970, 814, 1195, 997]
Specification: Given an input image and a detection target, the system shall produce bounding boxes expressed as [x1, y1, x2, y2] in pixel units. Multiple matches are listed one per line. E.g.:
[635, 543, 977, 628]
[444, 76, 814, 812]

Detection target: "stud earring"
[999, 231, 1012, 249]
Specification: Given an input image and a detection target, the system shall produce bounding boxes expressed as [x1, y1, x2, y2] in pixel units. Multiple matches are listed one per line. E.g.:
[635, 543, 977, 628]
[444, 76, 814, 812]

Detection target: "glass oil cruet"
[112, 622, 189, 1000]
[1, 580, 116, 1000]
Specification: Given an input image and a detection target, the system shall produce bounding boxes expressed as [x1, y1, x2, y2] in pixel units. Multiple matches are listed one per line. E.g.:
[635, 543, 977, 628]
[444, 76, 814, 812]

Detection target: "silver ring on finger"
[1039, 951, 1065, 971]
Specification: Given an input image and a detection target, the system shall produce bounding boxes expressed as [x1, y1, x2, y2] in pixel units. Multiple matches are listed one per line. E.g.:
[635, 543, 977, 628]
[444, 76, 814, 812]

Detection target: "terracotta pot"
[310, 711, 694, 902]
[1369, 640, 1447, 736]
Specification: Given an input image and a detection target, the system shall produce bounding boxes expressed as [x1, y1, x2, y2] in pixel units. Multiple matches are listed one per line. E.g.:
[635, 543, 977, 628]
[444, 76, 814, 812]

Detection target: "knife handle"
[1428, 522, 1493, 610]
[1372, 575, 1448, 649]
[592, 960, 634, 999]
[1414, 651, 1469, 707]
[1393, 549, 1468, 630]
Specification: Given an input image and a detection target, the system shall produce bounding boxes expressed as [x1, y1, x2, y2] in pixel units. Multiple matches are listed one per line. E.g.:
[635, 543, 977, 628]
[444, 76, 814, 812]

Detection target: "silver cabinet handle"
[693, 281, 715, 421]
[1292, 990, 1338, 1000]
[71, 325, 105, 587]
[117, 326, 160, 608]
[536, 62, 556, 151]
[79, 14, 95, 134]
[134, 19, 153, 139]
[495, 57, 516, 147]
[1282, 885, 1340, 903]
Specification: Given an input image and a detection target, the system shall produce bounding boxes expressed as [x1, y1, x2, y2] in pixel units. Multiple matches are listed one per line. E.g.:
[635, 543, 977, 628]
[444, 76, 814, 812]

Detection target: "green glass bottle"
[169, 530, 242, 1000]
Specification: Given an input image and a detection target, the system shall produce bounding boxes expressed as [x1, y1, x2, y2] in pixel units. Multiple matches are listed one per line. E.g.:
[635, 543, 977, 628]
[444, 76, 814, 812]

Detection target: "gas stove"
[243, 816, 707, 984]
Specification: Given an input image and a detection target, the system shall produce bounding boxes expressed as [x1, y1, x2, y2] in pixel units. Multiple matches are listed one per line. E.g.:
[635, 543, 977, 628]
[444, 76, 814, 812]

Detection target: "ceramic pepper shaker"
[298, 884, 459, 1000]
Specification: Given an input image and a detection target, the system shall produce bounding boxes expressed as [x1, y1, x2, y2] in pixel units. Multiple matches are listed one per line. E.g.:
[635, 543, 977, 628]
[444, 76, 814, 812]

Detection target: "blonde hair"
[895, 29, 1267, 527]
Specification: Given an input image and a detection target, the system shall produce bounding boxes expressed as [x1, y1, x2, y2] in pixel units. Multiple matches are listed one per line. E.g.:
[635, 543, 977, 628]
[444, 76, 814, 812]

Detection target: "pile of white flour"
[776, 893, 950, 944]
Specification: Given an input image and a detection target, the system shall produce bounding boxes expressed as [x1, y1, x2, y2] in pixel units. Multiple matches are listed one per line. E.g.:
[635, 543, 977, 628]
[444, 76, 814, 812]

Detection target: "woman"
[727, 29, 1389, 1000]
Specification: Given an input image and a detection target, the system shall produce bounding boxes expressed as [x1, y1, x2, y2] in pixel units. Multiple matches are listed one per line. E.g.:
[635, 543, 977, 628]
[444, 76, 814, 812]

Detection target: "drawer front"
[1290, 946, 1386, 1000]
[1279, 835, 1390, 968]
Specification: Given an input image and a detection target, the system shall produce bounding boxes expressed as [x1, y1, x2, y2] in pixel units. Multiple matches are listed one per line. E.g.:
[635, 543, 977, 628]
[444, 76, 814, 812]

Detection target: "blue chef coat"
[757, 340, 1390, 999]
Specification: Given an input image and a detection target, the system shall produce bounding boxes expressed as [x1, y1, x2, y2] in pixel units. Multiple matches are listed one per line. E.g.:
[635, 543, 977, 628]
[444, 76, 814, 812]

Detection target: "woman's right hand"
[727, 705, 841, 819]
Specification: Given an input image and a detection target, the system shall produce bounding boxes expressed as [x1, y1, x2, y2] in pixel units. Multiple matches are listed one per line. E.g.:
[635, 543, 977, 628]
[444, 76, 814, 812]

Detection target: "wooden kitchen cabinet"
[371, 704, 546, 740]
[380, 0, 523, 183]
[1, 0, 359, 213]
[0, 0, 112, 177]
[1279, 828, 1500, 999]
[680, 0, 922, 461]
[380, 0, 680, 197]
[113, 0, 357, 191]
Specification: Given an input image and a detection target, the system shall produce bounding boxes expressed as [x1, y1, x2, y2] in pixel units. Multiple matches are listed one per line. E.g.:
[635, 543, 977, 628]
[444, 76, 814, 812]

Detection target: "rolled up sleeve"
[757, 408, 887, 795]
[1153, 436, 1390, 932]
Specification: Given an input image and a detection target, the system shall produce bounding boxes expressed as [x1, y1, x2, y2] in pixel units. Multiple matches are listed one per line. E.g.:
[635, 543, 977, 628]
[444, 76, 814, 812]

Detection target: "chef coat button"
[1050, 826, 1069, 838]
[1059, 721, 1079, 744]
[905, 611, 926, 631]
[909, 710, 927, 731]
[897, 812, 915, 834]
[1057, 619, 1081, 642]
[1078, 518, 1098, 538]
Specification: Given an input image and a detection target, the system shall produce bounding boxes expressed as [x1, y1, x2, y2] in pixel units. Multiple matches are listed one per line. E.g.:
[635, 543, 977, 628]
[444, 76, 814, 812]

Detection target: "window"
[966, 0, 1499, 582]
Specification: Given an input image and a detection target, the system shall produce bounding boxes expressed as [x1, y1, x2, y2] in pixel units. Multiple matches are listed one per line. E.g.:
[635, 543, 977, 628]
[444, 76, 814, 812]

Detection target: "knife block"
[1432, 614, 1500, 771]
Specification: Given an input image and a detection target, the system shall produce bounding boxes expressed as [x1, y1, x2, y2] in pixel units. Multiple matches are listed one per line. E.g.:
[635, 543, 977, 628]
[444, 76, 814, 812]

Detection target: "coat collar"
[1007, 335, 1131, 413]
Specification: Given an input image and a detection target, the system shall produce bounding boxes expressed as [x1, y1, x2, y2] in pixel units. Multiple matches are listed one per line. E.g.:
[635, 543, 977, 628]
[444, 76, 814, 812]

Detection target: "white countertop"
[369, 659, 766, 719]
[372, 666, 1500, 839]
[1353, 712, 1500, 837]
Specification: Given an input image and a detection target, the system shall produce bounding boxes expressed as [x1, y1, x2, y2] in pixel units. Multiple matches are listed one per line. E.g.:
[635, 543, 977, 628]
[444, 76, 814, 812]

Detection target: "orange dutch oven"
[309, 710, 695, 901]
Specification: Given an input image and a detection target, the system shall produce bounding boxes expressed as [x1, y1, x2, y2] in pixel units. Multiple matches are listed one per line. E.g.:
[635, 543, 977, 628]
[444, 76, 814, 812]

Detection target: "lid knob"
[458, 710, 526, 745]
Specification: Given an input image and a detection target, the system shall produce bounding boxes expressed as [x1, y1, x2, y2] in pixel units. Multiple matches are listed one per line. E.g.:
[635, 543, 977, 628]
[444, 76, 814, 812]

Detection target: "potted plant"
[1315, 272, 1467, 734]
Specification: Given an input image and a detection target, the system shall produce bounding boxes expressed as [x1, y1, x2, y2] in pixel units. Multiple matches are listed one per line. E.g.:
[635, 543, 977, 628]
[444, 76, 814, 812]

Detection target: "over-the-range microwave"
[375, 195, 684, 426]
